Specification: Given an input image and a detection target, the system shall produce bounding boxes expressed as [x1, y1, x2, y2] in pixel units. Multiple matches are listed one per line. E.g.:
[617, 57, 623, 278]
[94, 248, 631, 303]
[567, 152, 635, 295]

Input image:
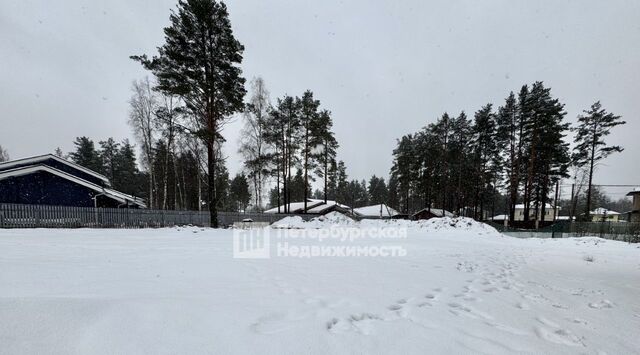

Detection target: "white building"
[492, 204, 560, 222]
[589, 207, 621, 222]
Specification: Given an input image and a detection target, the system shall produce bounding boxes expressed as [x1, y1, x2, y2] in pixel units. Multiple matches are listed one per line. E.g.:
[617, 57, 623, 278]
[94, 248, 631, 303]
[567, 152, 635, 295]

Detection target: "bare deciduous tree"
[239, 77, 270, 211]
[129, 77, 158, 209]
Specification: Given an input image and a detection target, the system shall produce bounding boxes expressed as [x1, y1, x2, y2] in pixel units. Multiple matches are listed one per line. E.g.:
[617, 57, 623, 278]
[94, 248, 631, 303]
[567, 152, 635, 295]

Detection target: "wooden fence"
[0, 203, 312, 229]
[489, 221, 640, 243]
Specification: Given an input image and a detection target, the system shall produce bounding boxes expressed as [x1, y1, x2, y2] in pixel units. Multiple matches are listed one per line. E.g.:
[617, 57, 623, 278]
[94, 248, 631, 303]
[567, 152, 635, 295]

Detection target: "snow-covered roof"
[264, 199, 351, 214]
[307, 199, 351, 209]
[591, 207, 620, 215]
[0, 164, 145, 207]
[0, 154, 110, 184]
[353, 204, 399, 217]
[413, 208, 454, 218]
[626, 188, 640, 196]
[514, 203, 558, 209]
[489, 214, 508, 221]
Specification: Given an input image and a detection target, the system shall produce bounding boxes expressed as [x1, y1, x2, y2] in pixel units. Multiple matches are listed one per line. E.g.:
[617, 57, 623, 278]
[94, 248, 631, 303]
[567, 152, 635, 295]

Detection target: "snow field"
[0, 221, 639, 354]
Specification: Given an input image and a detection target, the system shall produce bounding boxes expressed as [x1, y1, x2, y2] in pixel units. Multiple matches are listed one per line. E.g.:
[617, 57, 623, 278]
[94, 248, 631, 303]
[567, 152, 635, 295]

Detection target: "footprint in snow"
[425, 293, 437, 300]
[251, 312, 308, 334]
[588, 300, 614, 309]
[327, 313, 383, 335]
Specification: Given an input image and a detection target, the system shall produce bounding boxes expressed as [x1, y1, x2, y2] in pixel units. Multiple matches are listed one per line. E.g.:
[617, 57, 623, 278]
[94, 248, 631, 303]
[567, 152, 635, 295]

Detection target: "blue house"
[0, 154, 145, 208]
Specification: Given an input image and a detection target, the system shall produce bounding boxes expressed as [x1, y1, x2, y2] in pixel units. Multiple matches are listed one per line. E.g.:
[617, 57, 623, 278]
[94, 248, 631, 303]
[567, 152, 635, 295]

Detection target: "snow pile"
[415, 217, 502, 236]
[306, 211, 358, 228]
[273, 214, 500, 236]
[272, 212, 358, 229]
[271, 216, 307, 229]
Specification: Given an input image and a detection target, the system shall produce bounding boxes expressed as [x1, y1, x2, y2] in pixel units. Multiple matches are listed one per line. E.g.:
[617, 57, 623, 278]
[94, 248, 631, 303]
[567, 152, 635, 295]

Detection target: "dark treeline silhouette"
[388, 82, 625, 225]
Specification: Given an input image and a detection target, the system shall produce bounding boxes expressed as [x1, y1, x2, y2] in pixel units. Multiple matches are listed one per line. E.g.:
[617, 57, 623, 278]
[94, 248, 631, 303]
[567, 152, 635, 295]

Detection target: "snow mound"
[272, 212, 357, 229]
[415, 217, 502, 236]
[271, 216, 306, 229]
[272, 213, 499, 236]
[307, 211, 357, 228]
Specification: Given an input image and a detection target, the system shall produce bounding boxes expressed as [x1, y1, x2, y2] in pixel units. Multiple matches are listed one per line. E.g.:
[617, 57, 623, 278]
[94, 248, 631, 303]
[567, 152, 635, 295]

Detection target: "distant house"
[265, 198, 352, 215]
[512, 204, 560, 222]
[490, 204, 562, 223]
[489, 214, 508, 222]
[353, 203, 399, 218]
[0, 154, 145, 208]
[589, 207, 621, 222]
[412, 208, 454, 220]
[625, 188, 640, 222]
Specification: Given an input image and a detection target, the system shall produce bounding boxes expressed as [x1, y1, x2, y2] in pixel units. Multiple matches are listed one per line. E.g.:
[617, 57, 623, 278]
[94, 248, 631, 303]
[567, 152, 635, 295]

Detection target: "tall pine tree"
[132, 0, 246, 227]
[572, 101, 625, 220]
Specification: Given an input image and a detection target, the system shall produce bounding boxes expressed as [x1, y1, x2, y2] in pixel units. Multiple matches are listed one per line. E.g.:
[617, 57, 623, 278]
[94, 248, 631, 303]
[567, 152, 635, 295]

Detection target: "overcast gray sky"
[1, 0, 638, 198]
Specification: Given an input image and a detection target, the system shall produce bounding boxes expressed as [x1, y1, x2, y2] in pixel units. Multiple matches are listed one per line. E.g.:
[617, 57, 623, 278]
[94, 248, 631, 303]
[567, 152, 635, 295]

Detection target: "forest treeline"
[389, 82, 626, 223]
[1, 0, 628, 225]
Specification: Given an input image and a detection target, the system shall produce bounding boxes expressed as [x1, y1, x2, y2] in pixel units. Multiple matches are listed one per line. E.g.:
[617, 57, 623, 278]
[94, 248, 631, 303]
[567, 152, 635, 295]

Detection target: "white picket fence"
[0, 203, 311, 229]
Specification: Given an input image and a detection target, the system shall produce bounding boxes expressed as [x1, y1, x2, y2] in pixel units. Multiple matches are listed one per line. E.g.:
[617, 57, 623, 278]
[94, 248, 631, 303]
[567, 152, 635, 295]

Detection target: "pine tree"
[413, 125, 439, 213]
[572, 101, 625, 220]
[132, 0, 246, 227]
[299, 90, 321, 212]
[54, 147, 64, 158]
[99, 138, 120, 184]
[390, 134, 415, 213]
[264, 95, 301, 212]
[449, 111, 473, 213]
[289, 169, 306, 202]
[368, 175, 389, 205]
[471, 104, 498, 219]
[69, 137, 103, 173]
[431, 113, 454, 212]
[519, 82, 570, 225]
[229, 173, 251, 212]
[314, 109, 338, 203]
[215, 162, 230, 211]
[335, 160, 349, 204]
[387, 175, 400, 211]
[114, 139, 141, 197]
[326, 159, 338, 201]
[0, 145, 9, 162]
[495, 92, 520, 224]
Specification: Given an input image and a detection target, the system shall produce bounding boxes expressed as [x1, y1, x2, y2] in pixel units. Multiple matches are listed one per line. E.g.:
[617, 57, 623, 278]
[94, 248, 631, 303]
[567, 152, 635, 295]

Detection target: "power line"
[558, 184, 638, 188]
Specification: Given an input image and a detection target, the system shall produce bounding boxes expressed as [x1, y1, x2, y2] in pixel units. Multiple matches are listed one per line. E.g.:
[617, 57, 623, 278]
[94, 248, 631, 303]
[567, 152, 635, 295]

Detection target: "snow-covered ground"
[1, 218, 639, 354]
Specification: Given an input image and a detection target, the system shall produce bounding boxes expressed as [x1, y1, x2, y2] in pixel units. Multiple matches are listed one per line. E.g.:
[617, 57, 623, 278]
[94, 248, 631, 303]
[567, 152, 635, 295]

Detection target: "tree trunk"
[207, 141, 218, 228]
[323, 143, 328, 203]
[585, 124, 597, 221]
[303, 126, 309, 213]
